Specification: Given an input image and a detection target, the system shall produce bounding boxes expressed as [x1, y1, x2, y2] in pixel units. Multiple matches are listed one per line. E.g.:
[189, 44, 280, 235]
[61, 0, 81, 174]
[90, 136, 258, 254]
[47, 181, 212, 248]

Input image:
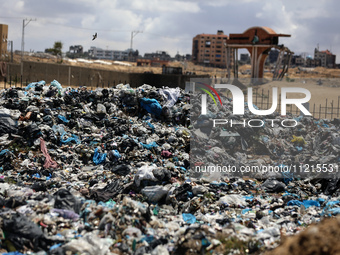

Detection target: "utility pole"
[21, 18, 36, 76]
[9, 41, 13, 63]
[129, 30, 142, 61]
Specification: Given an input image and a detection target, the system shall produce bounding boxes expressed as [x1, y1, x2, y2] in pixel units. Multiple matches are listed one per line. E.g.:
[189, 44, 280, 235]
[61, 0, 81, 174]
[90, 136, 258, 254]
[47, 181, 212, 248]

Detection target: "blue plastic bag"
[58, 115, 69, 123]
[25, 80, 45, 90]
[50, 79, 63, 94]
[93, 148, 107, 165]
[140, 98, 162, 117]
[140, 141, 158, 150]
[287, 200, 320, 208]
[182, 213, 196, 224]
[112, 150, 121, 158]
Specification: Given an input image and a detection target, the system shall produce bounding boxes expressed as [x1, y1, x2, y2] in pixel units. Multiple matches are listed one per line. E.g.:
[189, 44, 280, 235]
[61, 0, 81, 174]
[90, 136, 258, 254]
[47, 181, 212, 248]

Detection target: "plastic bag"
[93, 148, 107, 165]
[182, 213, 196, 224]
[141, 185, 170, 203]
[62, 232, 113, 255]
[140, 98, 162, 117]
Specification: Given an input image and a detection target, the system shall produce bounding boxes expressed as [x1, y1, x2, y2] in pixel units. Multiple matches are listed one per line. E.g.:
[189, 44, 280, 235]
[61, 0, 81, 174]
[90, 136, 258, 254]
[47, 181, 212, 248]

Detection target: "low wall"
[6, 61, 208, 89]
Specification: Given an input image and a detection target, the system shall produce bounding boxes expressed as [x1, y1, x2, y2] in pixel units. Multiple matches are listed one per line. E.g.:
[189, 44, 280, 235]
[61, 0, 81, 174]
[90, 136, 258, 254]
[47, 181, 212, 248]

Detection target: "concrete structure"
[314, 48, 336, 68]
[5, 61, 208, 89]
[143, 51, 171, 61]
[226, 26, 292, 80]
[67, 45, 84, 59]
[136, 58, 169, 67]
[192, 30, 229, 68]
[0, 24, 8, 59]
[240, 53, 250, 64]
[292, 55, 305, 66]
[306, 57, 321, 67]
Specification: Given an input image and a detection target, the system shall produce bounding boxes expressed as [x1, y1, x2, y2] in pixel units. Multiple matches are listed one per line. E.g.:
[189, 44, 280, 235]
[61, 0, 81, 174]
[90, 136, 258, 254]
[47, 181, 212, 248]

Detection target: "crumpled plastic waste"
[291, 135, 307, 145]
[0, 80, 337, 255]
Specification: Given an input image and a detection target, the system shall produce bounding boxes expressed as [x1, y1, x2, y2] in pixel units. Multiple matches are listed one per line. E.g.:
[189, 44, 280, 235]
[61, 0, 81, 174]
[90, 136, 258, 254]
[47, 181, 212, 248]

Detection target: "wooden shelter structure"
[226, 26, 293, 82]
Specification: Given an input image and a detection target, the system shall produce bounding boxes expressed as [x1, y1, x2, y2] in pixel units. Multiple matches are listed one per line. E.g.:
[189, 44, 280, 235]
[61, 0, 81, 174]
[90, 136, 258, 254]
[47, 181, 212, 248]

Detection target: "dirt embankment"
[266, 216, 340, 255]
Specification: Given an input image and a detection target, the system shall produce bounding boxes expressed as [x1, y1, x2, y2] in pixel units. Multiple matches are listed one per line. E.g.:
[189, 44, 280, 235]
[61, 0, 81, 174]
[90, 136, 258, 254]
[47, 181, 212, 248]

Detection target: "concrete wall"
[6, 61, 208, 89]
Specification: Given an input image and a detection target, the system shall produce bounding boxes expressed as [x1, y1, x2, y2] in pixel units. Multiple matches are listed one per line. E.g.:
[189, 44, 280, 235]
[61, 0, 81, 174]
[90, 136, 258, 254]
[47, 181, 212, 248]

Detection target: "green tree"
[45, 41, 63, 56]
[45, 41, 63, 63]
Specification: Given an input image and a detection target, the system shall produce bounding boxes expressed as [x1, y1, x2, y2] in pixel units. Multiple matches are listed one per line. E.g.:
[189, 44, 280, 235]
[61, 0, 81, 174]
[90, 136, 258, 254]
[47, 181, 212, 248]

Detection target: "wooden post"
[325, 98, 328, 119]
[313, 103, 315, 117]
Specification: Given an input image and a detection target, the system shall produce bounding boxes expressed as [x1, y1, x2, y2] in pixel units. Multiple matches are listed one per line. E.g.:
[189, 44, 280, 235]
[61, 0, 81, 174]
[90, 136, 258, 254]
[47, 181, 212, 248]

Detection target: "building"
[240, 53, 250, 64]
[268, 49, 279, 63]
[192, 30, 229, 68]
[291, 55, 305, 66]
[143, 51, 171, 61]
[88, 47, 138, 61]
[67, 45, 84, 58]
[306, 57, 321, 67]
[314, 48, 336, 68]
[69, 45, 83, 54]
[0, 24, 8, 59]
[136, 58, 169, 67]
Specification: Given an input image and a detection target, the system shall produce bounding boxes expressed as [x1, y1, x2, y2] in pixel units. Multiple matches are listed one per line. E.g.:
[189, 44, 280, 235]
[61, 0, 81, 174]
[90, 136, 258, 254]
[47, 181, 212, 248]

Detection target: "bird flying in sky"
[92, 32, 97, 40]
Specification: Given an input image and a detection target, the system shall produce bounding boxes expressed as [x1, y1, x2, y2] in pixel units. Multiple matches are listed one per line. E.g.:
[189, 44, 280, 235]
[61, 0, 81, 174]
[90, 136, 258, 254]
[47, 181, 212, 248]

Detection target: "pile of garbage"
[0, 80, 338, 254]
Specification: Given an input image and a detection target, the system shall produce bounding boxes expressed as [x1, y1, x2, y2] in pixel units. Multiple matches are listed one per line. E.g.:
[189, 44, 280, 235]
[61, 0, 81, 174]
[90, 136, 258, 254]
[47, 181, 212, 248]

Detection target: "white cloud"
[0, 0, 339, 61]
[119, 0, 200, 13]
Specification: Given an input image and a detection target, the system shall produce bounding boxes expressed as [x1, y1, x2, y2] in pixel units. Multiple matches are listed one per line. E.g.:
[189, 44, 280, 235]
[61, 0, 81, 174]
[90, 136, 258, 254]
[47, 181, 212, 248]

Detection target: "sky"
[1, 0, 339, 62]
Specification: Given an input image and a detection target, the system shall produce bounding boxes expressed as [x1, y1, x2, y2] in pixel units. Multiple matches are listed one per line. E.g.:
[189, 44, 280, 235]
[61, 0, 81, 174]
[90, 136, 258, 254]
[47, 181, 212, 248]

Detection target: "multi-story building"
[88, 47, 138, 61]
[192, 30, 229, 68]
[314, 48, 336, 68]
[0, 24, 8, 59]
[306, 57, 321, 67]
[291, 55, 305, 66]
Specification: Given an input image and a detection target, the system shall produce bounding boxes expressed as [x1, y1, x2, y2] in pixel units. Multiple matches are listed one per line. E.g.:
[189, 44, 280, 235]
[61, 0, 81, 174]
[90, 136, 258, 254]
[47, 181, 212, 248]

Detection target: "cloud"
[0, 0, 339, 61]
[117, 0, 200, 13]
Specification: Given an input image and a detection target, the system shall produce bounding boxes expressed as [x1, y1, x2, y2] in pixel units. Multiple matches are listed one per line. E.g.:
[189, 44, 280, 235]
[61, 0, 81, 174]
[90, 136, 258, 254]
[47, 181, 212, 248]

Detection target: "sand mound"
[267, 216, 340, 255]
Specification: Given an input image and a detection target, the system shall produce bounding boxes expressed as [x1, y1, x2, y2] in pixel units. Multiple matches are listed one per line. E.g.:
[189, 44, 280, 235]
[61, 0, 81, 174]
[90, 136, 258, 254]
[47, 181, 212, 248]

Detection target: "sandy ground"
[252, 79, 340, 111]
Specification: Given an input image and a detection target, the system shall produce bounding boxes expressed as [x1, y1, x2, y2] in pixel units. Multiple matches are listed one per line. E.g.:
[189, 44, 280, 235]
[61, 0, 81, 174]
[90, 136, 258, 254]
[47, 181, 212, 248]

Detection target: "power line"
[43, 20, 131, 33]
[0, 16, 23, 20]
[1, 16, 193, 41]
